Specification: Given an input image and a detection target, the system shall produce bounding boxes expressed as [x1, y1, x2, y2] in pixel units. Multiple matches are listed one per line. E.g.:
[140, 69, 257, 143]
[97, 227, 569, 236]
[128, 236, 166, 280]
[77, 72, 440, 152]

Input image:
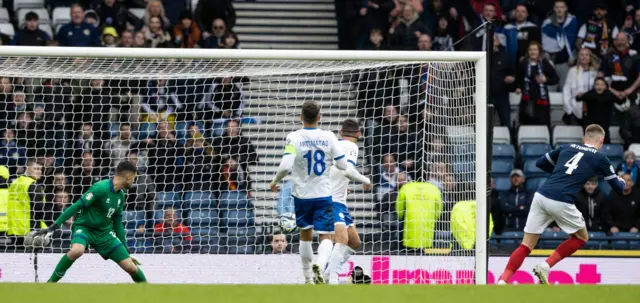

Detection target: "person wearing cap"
[56, 3, 101, 47]
[576, 2, 619, 57]
[0, 165, 9, 234]
[102, 26, 119, 47]
[498, 169, 533, 231]
[12, 11, 50, 46]
[173, 10, 201, 48]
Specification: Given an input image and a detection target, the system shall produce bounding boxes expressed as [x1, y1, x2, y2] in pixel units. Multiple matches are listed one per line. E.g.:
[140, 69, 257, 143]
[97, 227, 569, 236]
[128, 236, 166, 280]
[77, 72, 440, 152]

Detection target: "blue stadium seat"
[585, 232, 608, 249]
[221, 210, 255, 227]
[492, 159, 514, 178]
[524, 160, 549, 178]
[598, 177, 612, 199]
[612, 232, 640, 249]
[219, 191, 251, 209]
[526, 177, 547, 192]
[452, 162, 474, 175]
[191, 228, 221, 253]
[227, 245, 254, 254]
[226, 235, 256, 246]
[185, 191, 216, 209]
[455, 144, 475, 161]
[155, 191, 179, 209]
[189, 210, 219, 228]
[520, 143, 552, 161]
[601, 144, 624, 162]
[380, 213, 399, 232]
[492, 144, 516, 162]
[540, 231, 568, 249]
[138, 122, 157, 140]
[494, 177, 511, 192]
[227, 227, 257, 237]
[433, 231, 451, 249]
[498, 231, 523, 246]
[123, 210, 145, 230]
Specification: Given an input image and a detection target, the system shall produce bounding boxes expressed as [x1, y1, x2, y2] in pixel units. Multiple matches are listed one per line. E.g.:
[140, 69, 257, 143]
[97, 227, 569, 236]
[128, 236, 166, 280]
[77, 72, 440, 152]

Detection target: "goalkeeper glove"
[33, 223, 58, 237]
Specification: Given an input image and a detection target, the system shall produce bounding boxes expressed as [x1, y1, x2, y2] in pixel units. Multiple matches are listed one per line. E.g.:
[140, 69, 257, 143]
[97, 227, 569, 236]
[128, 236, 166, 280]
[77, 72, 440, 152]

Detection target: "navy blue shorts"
[294, 196, 334, 233]
[332, 202, 354, 227]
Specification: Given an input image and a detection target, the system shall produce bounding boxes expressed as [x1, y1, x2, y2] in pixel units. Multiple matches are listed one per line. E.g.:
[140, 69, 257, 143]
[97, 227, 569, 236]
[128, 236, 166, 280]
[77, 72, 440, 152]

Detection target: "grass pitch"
[1, 284, 638, 303]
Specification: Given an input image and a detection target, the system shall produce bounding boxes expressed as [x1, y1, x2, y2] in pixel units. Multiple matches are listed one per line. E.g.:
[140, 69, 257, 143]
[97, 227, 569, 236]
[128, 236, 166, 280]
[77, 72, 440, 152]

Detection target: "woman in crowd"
[144, 0, 171, 29]
[562, 48, 599, 125]
[144, 16, 172, 48]
[617, 150, 640, 187]
[576, 77, 620, 142]
[516, 41, 559, 126]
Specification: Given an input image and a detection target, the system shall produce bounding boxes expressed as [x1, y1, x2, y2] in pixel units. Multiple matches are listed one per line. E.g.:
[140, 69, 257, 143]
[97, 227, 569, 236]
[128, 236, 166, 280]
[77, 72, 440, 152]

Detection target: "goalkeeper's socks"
[48, 254, 75, 283]
[499, 244, 531, 283]
[299, 240, 314, 283]
[130, 267, 148, 283]
[327, 243, 349, 284]
[316, 239, 333, 274]
[546, 236, 585, 267]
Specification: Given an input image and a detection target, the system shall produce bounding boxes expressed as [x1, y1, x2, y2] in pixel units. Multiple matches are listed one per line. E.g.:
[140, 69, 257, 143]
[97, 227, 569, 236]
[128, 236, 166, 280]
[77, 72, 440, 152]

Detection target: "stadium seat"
[185, 191, 216, 209]
[612, 232, 640, 249]
[0, 8, 9, 23]
[628, 144, 640, 160]
[52, 7, 71, 28]
[18, 8, 50, 26]
[189, 209, 219, 228]
[452, 161, 474, 175]
[227, 227, 257, 237]
[155, 191, 179, 209]
[520, 143, 552, 162]
[0, 23, 15, 37]
[494, 177, 511, 192]
[433, 231, 451, 249]
[130, 8, 145, 20]
[226, 234, 256, 246]
[518, 125, 550, 145]
[525, 177, 547, 192]
[39, 23, 53, 38]
[609, 126, 623, 144]
[221, 210, 255, 227]
[524, 160, 548, 178]
[493, 126, 511, 145]
[498, 231, 523, 246]
[598, 176, 612, 199]
[446, 125, 475, 144]
[380, 212, 399, 232]
[219, 191, 251, 209]
[227, 245, 254, 254]
[585, 232, 607, 249]
[552, 125, 583, 146]
[540, 231, 568, 249]
[549, 92, 564, 125]
[492, 144, 516, 162]
[123, 210, 145, 230]
[491, 159, 513, 178]
[191, 228, 220, 253]
[14, 0, 45, 10]
[601, 144, 624, 163]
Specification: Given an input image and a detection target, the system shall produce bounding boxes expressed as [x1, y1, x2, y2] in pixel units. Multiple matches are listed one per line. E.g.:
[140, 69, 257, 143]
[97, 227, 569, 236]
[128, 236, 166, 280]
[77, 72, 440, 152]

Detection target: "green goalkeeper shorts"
[71, 225, 130, 263]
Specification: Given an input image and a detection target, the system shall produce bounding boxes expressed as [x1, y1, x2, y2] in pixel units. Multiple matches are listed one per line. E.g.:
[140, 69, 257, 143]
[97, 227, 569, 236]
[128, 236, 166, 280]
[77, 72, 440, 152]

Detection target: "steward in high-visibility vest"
[7, 160, 48, 240]
[450, 200, 494, 250]
[0, 165, 10, 233]
[396, 181, 442, 249]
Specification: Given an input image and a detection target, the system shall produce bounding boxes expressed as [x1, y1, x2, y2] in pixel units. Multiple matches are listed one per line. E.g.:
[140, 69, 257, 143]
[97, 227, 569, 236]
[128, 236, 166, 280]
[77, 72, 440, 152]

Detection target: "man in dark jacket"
[620, 99, 640, 149]
[498, 169, 532, 231]
[389, 5, 429, 50]
[92, 0, 141, 34]
[56, 4, 101, 47]
[575, 177, 605, 231]
[490, 33, 516, 128]
[12, 11, 50, 46]
[603, 173, 640, 234]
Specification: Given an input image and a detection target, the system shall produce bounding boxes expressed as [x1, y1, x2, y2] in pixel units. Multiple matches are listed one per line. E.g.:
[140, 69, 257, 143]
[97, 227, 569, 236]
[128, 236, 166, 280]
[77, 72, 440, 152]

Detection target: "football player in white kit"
[324, 119, 372, 284]
[269, 102, 369, 284]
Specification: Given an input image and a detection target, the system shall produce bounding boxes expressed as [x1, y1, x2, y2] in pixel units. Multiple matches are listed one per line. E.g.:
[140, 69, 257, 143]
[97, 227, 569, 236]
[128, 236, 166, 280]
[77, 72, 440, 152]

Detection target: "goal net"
[0, 48, 487, 284]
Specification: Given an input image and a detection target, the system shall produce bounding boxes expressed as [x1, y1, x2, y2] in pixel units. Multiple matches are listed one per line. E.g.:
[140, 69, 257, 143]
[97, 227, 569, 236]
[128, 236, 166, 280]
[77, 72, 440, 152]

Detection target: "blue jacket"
[498, 185, 532, 230]
[541, 14, 577, 60]
[503, 21, 540, 61]
[55, 22, 101, 47]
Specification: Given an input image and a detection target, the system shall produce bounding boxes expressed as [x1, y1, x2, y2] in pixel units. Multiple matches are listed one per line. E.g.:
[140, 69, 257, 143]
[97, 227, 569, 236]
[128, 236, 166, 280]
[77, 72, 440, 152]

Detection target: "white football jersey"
[330, 140, 359, 205]
[285, 128, 345, 200]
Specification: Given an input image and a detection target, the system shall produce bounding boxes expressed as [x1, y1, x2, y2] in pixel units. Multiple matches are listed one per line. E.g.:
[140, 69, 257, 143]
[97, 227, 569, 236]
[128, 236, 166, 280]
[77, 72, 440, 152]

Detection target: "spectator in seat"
[617, 151, 640, 187]
[393, 115, 418, 176]
[144, 16, 171, 48]
[84, 10, 100, 29]
[364, 28, 386, 50]
[576, 77, 620, 142]
[183, 136, 219, 192]
[212, 120, 258, 179]
[78, 78, 118, 140]
[375, 153, 401, 201]
[576, 3, 619, 57]
[93, 0, 141, 34]
[218, 156, 248, 192]
[0, 129, 26, 176]
[119, 30, 134, 47]
[515, 41, 559, 126]
[133, 30, 146, 47]
[620, 97, 640, 149]
[141, 79, 181, 123]
[416, 34, 432, 51]
[353, 0, 395, 50]
[600, 32, 640, 124]
[202, 18, 226, 49]
[71, 151, 106, 199]
[389, 5, 429, 50]
[465, 3, 505, 52]
[504, 4, 541, 63]
[603, 173, 640, 233]
[71, 122, 104, 167]
[626, 9, 640, 52]
[45, 169, 68, 205]
[427, 162, 450, 192]
[269, 233, 289, 254]
[222, 31, 239, 49]
[490, 33, 516, 128]
[124, 150, 155, 211]
[432, 16, 453, 51]
[56, 4, 101, 47]
[154, 207, 192, 253]
[562, 48, 598, 126]
[373, 105, 399, 158]
[542, 0, 578, 91]
[575, 177, 605, 231]
[53, 190, 73, 228]
[12, 11, 50, 46]
[378, 171, 408, 218]
[147, 121, 180, 192]
[14, 112, 36, 151]
[106, 123, 137, 171]
[102, 26, 119, 47]
[144, 0, 170, 29]
[203, 77, 248, 121]
[173, 10, 201, 48]
[498, 169, 532, 231]
[195, 0, 236, 32]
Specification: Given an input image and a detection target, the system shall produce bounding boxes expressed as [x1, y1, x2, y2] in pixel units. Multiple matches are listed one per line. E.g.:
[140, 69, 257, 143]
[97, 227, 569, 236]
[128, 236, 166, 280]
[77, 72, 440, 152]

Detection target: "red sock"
[546, 237, 585, 268]
[500, 244, 531, 282]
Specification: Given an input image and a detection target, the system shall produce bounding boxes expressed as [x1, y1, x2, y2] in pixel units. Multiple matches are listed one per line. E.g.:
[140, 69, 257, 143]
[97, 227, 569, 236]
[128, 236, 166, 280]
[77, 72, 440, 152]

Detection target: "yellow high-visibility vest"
[7, 176, 41, 236]
[0, 188, 8, 232]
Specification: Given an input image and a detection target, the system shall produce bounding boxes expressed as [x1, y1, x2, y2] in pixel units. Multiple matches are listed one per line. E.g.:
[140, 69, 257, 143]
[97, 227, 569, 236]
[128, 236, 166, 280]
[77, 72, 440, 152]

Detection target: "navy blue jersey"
[536, 144, 625, 203]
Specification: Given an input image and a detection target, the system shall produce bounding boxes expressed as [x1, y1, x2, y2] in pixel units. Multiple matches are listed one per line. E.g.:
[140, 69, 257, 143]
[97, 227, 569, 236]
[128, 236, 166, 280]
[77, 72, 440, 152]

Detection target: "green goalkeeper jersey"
[56, 179, 126, 232]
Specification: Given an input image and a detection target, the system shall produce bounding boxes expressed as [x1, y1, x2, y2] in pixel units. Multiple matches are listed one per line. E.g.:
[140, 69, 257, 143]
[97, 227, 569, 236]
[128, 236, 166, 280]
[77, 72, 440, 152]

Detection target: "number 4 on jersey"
[564, 152, 584, 175]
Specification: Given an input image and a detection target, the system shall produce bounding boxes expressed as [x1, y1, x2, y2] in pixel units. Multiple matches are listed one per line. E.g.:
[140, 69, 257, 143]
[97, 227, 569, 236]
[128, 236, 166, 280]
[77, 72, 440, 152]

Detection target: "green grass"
[1, 284, 639, 303]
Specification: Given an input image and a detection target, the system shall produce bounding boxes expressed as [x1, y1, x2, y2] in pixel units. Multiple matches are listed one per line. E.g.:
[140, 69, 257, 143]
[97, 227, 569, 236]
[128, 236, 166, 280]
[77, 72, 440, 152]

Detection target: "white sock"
[339, 246, 356, 268]
[327, 243, 349, 284]
[300, 241, 313, 282]
[316, 239, 333, 273]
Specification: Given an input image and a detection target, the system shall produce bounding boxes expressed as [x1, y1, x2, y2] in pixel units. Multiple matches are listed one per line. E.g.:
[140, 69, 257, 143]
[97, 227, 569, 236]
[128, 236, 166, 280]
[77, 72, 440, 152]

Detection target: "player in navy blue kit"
[497, 125, 626, 284]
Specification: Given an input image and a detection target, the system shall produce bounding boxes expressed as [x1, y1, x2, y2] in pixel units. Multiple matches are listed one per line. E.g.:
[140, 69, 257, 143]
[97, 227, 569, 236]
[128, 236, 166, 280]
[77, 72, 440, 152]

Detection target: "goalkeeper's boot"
[533, 263, 550, 285]
[312, 264, 325, 284]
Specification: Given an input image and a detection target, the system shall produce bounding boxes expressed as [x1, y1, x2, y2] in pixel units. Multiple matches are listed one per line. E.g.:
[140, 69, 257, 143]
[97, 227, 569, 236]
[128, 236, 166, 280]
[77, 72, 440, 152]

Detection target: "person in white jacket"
[562, 47, 599, 125]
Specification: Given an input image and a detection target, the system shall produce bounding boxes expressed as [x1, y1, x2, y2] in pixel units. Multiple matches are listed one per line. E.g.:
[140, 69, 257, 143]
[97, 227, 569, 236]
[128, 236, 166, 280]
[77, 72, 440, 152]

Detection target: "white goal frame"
[0, 46, 488, 285]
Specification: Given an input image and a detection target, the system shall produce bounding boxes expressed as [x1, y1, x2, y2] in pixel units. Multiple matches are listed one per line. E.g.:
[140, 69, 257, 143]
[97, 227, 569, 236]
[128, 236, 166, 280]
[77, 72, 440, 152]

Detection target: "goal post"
[0, 46, 487, 284]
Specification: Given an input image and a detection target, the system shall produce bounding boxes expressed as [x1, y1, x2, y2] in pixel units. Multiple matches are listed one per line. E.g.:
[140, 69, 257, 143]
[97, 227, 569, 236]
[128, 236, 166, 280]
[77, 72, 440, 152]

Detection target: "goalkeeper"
[35, 161, 147, 283]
